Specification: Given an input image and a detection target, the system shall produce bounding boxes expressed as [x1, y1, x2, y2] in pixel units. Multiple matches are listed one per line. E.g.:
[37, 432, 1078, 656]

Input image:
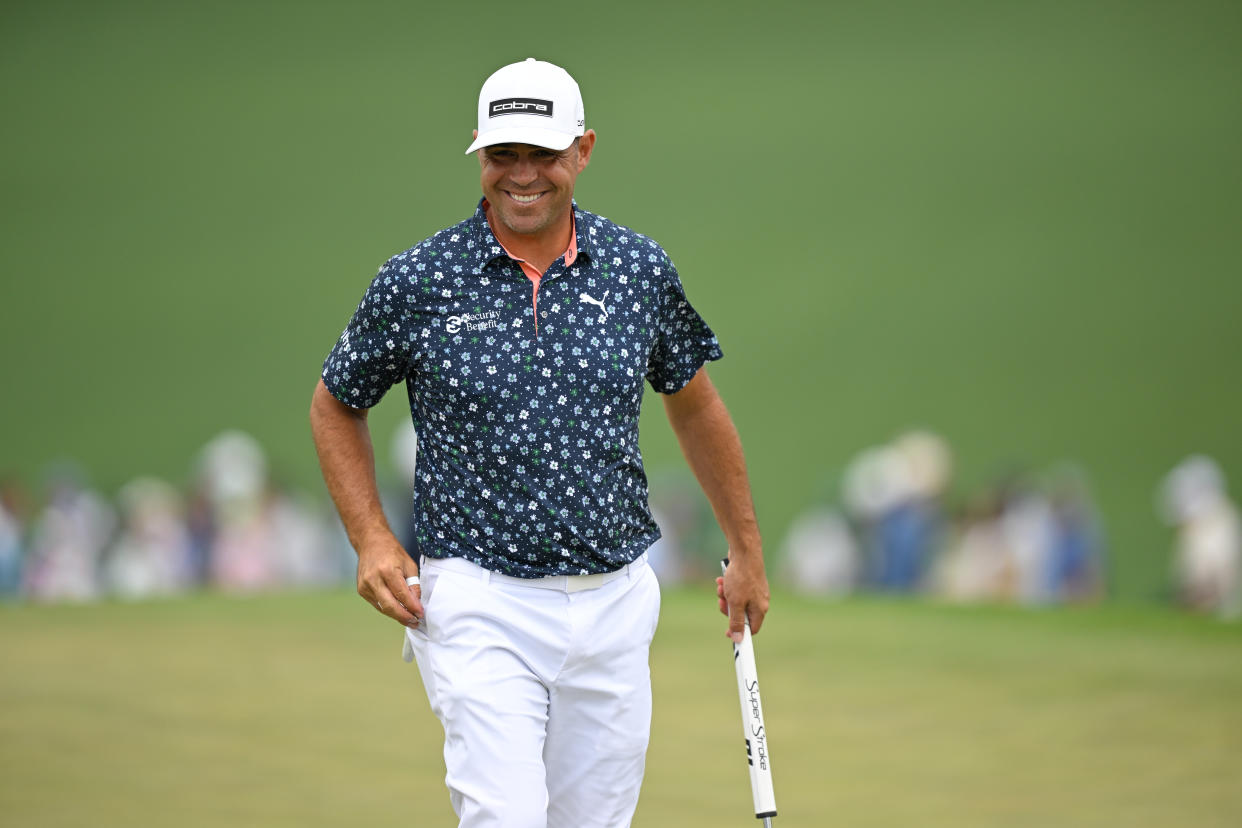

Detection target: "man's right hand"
[356, 532, 424, 627]
[310, 379, 424, 629]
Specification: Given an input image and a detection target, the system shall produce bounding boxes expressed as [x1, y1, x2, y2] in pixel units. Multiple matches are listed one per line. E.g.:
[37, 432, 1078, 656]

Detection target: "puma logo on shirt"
[580, 291, 609, 321]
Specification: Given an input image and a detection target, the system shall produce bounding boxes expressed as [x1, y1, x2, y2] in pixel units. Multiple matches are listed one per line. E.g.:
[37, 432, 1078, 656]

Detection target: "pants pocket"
[644, 564, 662, 643]
[401, 570, 441, 661]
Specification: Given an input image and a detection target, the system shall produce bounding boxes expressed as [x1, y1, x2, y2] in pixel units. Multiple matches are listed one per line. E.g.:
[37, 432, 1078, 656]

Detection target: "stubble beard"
[493, 195, 567, 239]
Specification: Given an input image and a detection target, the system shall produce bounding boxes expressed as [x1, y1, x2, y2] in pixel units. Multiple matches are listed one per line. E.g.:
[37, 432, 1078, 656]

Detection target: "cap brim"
[465, 127, 578, 154]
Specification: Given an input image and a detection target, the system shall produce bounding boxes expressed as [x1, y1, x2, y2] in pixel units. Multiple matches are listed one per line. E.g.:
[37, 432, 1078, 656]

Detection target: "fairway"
[2, 589, 1238, 826]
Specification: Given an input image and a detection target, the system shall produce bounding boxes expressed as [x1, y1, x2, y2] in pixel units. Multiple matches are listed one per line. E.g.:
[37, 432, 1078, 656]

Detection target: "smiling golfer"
[310, 57, 769, 828]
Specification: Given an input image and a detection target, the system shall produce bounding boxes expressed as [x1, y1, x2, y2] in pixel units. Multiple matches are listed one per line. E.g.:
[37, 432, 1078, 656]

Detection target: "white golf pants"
[403, 554, 661, 828]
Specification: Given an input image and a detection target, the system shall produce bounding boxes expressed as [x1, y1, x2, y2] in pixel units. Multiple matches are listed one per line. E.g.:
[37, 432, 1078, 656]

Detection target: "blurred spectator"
[184, 481, 215, 586]
[844, 444, 906, 587]
[781, 505, 859, 596]
[199, 431, 342, 591]
[1044, 465, 1105, 602]
[22, 465, 115, 602]
[1160, 455, 1241, 618]
[198, 430, 281, 590]
[0, 478, 28, 597]
[104, 477, 195, 599]
[935, 491, 1013, 602]
[267, 481, 338, 587]
[933, 466, 1105, 606]
[198, 430, 267, 523]
[997, 474, 1057, 604]
[844, 431, 951, 593]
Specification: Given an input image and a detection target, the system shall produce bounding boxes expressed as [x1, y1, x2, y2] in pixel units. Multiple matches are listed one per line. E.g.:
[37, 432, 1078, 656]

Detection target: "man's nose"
[510, 156, 538, 186]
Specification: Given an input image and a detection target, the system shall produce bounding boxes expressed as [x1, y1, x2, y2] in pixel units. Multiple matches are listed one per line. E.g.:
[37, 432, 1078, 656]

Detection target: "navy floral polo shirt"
[322, 200, 722, 577]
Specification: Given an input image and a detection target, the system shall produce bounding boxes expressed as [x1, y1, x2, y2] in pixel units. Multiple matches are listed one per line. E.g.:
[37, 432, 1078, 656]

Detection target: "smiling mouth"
[506, 191, 545, 205]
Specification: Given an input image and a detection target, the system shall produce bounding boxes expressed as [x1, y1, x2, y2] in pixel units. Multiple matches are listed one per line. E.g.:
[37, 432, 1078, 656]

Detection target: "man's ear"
[576, 129, 597, 171]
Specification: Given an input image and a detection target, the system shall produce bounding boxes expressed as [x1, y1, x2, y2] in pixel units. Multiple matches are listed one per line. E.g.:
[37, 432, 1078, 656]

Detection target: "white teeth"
[510, 192, 542, 204]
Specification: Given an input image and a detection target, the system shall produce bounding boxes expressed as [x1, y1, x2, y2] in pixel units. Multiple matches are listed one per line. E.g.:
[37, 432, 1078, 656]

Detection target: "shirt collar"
[469, 198, 594, 272]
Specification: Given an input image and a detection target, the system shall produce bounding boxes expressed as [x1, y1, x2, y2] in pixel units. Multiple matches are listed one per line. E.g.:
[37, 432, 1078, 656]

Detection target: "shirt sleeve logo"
[489, 98, 554, 118]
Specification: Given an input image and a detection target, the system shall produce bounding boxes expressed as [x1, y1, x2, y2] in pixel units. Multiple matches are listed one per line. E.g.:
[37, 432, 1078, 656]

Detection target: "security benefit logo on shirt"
[446, 311, 502, 334]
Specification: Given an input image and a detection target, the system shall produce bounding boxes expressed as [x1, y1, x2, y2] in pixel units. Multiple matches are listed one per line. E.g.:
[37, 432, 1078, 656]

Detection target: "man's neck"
[484, 204, 574, 275]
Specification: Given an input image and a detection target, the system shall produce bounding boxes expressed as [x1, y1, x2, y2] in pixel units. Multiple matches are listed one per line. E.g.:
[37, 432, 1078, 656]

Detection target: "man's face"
[476, 130, 596, 238]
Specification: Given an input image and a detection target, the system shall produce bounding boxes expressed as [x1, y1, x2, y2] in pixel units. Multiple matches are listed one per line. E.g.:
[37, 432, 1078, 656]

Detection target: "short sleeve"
[645, 256, 723, 394]
[321, 258, 416, 409]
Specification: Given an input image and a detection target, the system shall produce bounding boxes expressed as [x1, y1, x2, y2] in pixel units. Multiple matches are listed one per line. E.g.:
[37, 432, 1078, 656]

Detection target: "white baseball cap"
[465, 58, 585, 154]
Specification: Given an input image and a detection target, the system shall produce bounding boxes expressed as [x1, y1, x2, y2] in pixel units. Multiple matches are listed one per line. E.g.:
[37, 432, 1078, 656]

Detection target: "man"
[310, 58, 768, 828]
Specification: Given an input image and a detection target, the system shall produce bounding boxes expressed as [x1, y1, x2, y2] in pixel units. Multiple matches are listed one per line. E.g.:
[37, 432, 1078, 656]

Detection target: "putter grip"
[723, 560, 777, 820]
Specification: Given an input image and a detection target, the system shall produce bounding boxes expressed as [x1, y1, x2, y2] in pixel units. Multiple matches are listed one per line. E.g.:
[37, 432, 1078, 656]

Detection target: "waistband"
[420, 553, 648, 594]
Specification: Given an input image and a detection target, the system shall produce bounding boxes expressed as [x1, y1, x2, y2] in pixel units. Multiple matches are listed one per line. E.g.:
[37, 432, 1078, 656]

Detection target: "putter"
[722, 559, 777, 825]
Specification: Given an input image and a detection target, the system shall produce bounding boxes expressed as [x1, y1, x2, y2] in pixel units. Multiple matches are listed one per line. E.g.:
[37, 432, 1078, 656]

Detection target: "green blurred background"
[3, 0, 1240, 598]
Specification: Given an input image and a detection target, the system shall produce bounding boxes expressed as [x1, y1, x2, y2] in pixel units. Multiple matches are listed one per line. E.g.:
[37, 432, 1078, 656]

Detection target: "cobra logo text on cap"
[490, 98, 554, 118]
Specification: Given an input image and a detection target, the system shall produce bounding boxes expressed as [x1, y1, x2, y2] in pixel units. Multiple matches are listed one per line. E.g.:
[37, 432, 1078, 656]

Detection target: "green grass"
[2, 589, 1239, 826]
